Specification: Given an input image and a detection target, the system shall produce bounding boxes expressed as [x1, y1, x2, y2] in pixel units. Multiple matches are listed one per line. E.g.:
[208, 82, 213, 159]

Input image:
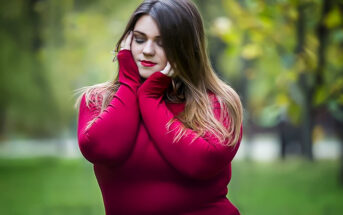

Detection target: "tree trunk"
[0, 105, 6, 140]
[295, 3, 314, 160]
[336, 119, 343, 186]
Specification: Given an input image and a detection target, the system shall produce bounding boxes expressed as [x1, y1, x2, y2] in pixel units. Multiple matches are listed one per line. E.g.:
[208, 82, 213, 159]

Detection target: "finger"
[169, 67, 174, 76]
[162, 63, 169, 74]
[161, 62, 171, 75]
[120, 31, 130, 50]
[120, 40, 125, 50]
[124, 31, 133, 50]
[168, 63, 175, 77]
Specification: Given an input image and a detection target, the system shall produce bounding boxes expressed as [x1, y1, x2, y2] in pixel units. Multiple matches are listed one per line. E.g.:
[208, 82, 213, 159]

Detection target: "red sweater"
[77, 50, 242, 215]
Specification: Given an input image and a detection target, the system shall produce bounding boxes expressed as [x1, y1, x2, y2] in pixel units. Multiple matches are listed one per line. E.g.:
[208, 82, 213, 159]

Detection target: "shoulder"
[80, 89, 104, 114]
[207, 91, 231, 122]
[207, 91, 221, 110]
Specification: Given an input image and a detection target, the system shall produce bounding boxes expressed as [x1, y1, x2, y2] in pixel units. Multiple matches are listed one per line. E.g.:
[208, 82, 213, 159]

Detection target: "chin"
[139, 69, 157, 79]
[139, 72, 152, 79]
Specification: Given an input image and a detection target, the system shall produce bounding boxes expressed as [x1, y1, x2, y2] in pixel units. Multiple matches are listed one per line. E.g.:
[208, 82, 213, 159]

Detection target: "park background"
[0, 0, 342, 214]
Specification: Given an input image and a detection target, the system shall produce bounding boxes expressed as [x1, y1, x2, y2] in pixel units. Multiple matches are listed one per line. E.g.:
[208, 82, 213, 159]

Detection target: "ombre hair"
[75, 0, 243, 146]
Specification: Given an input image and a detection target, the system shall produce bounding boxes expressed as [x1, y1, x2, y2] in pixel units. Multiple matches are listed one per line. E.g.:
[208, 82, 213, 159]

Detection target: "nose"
[143, 40, 155, 56]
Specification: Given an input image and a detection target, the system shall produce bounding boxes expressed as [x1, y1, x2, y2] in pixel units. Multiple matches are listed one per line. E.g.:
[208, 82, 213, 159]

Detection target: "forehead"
[133, 15, 160, 37]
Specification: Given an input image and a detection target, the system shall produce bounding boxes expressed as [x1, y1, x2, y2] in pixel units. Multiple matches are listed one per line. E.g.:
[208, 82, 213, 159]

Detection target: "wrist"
[138, 72, 172, 96]
[117, 50, 141, 85]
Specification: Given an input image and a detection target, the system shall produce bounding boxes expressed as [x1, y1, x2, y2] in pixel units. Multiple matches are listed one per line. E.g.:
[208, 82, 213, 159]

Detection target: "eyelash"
[134, 36, 163, 47]
[134, 38, 145, 44]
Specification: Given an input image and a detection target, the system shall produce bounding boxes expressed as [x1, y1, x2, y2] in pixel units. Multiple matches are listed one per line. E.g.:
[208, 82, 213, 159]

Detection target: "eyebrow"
[133, 30, 161, 39]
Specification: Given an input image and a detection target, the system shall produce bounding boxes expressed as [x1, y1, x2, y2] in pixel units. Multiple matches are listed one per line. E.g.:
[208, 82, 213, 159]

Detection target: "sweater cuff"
[117, 49, 131, 57]
[138, 72, 172, 96]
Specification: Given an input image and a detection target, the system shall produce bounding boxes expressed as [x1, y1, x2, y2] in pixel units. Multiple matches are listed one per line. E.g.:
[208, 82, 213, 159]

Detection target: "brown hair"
[75, 0, 243, 146]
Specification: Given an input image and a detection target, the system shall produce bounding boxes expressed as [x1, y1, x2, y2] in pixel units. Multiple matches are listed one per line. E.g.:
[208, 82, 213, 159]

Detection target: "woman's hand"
[161, 62, 174, 77]
[120, 31, 133, 51]
[116, 31, 141, 87]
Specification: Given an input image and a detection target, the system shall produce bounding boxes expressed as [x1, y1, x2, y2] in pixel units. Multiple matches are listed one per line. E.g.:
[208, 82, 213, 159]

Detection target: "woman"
[76, 0, 243, 214]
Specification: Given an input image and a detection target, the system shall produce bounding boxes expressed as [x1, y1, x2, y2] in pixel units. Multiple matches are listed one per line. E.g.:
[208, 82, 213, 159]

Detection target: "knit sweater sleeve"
[77, 50, 141, 165]
[137, 72, 243, 180]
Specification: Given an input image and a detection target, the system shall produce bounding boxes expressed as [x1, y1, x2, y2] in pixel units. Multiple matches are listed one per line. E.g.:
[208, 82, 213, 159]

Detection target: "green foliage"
[0, 0, 141, 138]
[0, 1, 63, 137]
[1, 0, 342, 138]
[210, 0, 343, 127]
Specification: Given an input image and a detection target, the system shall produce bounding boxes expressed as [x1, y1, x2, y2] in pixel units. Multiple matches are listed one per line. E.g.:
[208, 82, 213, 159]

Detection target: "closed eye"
[134, 35, 146, 44]
[133, 31, 162, 47]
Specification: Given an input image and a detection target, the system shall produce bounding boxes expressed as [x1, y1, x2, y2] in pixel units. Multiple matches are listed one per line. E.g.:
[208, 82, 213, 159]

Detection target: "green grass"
[229, 159, 343, 215]
[0, 157, 342, 215]
[0, 158, 104, 215]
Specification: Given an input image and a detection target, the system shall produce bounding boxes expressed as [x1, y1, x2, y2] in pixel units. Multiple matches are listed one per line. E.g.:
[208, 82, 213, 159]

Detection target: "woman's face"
[131, 15, 167, 79]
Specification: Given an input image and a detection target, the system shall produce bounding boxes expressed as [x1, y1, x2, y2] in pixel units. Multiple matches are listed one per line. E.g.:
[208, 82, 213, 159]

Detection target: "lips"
[140, 60, 157, 67]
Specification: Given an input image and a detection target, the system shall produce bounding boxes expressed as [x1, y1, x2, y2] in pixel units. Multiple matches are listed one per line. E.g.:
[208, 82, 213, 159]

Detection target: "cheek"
[158, 50, 168, 67]
[131, 44, 140, 60]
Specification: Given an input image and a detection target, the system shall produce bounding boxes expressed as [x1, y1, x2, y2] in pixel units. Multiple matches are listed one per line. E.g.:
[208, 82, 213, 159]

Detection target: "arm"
[77, 50, 141, 165]
[137, 72, 243, 180]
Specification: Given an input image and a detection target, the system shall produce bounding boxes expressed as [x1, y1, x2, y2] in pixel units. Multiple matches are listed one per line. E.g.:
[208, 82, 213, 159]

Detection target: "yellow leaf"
[313, 86, 328, 106]
[288, 103, 302, 125]
[338, 94, 343, 104]
[276, 94, 289, 106]
[241, 43, 262, 59]
[324, 7, 342, 29]
[324, 7, 342, 28]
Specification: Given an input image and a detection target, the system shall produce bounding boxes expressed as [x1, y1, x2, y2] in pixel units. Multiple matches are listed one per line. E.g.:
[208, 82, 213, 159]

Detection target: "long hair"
[75, 0, 243, 146]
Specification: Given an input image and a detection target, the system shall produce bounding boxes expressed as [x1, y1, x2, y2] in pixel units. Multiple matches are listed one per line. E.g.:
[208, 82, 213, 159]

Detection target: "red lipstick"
[140, 60, 156, 67]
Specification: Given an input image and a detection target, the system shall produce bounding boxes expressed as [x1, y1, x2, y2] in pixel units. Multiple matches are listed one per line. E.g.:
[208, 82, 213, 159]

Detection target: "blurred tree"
[0, 0, 63, 138]
[212, 0, 343, 161]
[0, 0, 141, 139]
